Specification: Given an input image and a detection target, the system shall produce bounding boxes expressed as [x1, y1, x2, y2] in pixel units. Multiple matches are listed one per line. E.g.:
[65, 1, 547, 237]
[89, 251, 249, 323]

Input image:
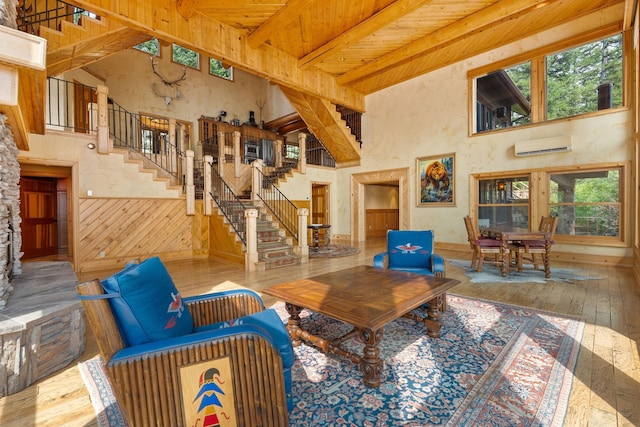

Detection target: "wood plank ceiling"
[64, 0, 630, 164]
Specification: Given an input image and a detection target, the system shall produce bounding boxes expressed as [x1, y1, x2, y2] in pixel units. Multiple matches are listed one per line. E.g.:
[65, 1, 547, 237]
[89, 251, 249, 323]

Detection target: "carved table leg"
[544, 239, 551, 278]
[424, 295, 444, 338]
[359, 328, 384, 388]
[284, 303, 303, 346]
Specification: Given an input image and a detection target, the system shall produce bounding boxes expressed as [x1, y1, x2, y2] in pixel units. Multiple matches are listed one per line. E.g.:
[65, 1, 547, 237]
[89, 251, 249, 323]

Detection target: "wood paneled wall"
[78, 198, 193, 272]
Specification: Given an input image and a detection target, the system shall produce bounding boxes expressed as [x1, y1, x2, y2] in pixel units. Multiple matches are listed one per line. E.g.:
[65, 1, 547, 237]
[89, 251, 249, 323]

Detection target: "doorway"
[19, 163, 74, 264]
[311, 183, 330, 224]
[351, 168, 410, 242]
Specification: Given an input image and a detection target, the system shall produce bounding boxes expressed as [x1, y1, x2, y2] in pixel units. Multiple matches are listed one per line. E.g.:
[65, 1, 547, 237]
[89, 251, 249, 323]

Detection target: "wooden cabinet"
[365, 209, 399, 238]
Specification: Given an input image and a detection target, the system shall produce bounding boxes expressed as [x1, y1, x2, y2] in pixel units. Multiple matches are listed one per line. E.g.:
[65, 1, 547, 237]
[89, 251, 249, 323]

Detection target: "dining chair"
[511, 215, 558, 272]
[463, 216, 502, 272]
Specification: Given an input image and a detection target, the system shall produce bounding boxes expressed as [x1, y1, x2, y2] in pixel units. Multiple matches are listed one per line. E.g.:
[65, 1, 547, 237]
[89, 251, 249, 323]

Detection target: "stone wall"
[0, 113, 22, 310]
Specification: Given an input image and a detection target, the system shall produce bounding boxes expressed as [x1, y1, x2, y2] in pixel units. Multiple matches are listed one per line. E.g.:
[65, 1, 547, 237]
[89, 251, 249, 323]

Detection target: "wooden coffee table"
[263, 265, 459, 387]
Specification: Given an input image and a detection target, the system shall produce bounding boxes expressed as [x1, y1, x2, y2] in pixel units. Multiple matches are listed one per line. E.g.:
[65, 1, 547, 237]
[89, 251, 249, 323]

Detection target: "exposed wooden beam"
[176, 0, 201, 20]
[69, 0, 365, 111]
[623, 0, 637, 29]
[298, 0, 432, 70]
[337, 0, 561, 86]
[247, 0, 308, 48]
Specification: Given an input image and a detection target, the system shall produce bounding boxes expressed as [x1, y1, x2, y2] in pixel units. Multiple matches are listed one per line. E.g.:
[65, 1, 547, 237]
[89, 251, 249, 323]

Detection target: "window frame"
[171, 43, 201, 70]
[468, 25, 630, 136]
[209, 57, 234, 81]
[471, 161, 630, 248]
[133, 38, 161, 57]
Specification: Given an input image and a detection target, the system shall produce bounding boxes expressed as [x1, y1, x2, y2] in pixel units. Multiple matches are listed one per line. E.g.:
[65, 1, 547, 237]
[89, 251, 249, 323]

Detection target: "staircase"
[215, 200, 302, 270]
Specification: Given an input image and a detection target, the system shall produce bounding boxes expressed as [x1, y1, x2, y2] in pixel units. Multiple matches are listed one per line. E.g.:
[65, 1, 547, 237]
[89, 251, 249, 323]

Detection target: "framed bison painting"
[416, 153, 455, 206]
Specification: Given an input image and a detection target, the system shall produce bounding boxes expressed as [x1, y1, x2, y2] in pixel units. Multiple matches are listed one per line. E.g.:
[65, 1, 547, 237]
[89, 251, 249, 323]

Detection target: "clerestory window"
[472, 32, 624, 134]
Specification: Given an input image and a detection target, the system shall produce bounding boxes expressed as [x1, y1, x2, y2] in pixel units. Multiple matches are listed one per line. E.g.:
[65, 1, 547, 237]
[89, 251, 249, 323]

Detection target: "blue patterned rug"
[448, 259, 599, 283]
[79, 295, 584, 426]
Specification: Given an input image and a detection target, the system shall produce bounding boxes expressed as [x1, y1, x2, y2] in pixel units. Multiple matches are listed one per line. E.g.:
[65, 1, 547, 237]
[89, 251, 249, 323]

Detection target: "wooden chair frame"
[463, 215, 503, 272]
[511, 215, 558, 272]
[78, 279, 289, 427]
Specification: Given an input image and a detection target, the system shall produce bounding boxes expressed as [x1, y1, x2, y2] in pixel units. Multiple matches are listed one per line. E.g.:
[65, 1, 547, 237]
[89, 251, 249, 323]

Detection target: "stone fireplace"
[0, 113, 22, 310]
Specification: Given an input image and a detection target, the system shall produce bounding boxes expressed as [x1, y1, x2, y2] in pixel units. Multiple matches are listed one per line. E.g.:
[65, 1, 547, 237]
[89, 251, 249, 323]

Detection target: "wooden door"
[311, 184, 329, 225]
[20, 177, 58, 258]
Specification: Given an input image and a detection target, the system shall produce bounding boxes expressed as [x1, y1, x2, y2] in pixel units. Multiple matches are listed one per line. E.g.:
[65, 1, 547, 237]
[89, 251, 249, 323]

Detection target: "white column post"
[217, 131, 226, 180]
[96, 85, 111, 154]
[245, 209, 259, 272]
[275, 139, 283, 168]
[298, 132, 307, 174]
[233, 130, 242, 178]
[252, 158, 263, 202]
[296, 208, 309, 262]
[204, 155, 213, 216]
[185, 150, 195, 215]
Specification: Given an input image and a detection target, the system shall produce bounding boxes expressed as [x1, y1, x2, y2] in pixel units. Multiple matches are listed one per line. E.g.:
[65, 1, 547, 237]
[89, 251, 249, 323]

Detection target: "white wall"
[337, 8, 633, 258]
[365, 185, 399, 209]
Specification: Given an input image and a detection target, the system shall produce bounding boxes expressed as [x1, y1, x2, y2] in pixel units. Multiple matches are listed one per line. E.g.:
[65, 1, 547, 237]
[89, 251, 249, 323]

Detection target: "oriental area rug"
[79, 295, 584, 426]
[448, 259, 598, 284]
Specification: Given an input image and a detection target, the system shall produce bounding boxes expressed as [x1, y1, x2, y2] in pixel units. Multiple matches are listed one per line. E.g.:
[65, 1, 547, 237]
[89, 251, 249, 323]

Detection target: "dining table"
[479, 225, 552, 278]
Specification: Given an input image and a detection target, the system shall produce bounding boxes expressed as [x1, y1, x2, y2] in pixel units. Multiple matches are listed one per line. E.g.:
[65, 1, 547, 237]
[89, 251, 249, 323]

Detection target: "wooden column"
[217, 131, 225, 179]
[298, 133, 307, 174]
[275, 139, 283, 168]
[245, 209, 258, 272]
[251, 159, 263, 201]
[169, 119, 177, 174]
[204, 155, 213, 216]
[185, 150, 195, 215]
[296, 208, 309, 262]
[233, 130, 241, 178]
[96, 85, 111, 154]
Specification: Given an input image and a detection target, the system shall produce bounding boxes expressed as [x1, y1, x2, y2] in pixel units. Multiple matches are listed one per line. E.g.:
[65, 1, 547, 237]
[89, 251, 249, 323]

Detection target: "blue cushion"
[101, 256, 194, 346]
[387, 230, 434, 269]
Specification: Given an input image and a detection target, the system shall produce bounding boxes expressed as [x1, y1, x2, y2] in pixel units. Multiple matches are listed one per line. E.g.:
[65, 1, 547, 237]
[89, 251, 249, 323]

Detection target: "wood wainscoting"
[78, 197, 193, 272]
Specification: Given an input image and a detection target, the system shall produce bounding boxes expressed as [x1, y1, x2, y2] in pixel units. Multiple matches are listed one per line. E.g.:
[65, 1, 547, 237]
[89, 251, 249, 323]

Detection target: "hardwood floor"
[1, 240, 639, 426]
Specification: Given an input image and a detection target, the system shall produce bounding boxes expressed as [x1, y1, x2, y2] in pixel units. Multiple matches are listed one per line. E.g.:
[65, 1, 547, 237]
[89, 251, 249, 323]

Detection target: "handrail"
[107, 100, 184, 182]
[45, 77, 96, 133]
[210, 163, 247, 245]
[255, 167, 298, 242]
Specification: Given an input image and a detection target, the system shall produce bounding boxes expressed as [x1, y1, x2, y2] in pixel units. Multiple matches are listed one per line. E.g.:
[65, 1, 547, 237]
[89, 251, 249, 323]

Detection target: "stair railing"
[254, 164, 299, 243]
[306, 134, 336, 167]
[45, 77, 96, 133]
[210, 163, 247, 245]
[107, 100, 184, 183]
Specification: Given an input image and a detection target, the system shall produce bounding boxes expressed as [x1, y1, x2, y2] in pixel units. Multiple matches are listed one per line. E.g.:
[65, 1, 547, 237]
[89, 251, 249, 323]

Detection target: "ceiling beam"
[298, 0, 432, 70]
[337, 0, 561, 86]
[69, 0, 365, 111]
[176, 0, 201, 20]
[247, 0, 309, 48]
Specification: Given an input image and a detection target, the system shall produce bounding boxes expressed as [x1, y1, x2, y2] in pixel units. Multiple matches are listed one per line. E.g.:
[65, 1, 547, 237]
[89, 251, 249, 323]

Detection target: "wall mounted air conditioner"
[514, 136, 572, 157]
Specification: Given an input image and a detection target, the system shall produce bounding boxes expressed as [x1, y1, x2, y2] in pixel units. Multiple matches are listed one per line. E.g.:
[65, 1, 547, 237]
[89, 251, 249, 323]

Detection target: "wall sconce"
[87, 143, 96, 150]
[496, 180, 506, 191]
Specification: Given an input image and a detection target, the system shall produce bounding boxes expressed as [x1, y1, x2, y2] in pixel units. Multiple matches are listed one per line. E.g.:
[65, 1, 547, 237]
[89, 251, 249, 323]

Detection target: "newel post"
[168, 119, 177, 174]
[233, 130, 241, 178]
[275, 139, 283, 168]
[96, 85, 111, 154]
[217, 131, 225, 180]
[204, 155, 213, 216]
[296, 208, 309, 262]
[245, 209, 258, 272]
[298, 132, 307, 174]
[251, 158, 263, 202]
[185, 150, 195, 215]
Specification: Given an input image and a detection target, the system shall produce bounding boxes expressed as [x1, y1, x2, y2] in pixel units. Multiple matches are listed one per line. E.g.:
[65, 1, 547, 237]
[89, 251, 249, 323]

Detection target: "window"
[140, 116, 169, 154]
[134, 38, 160, 57]
[473, 163, 627, 246]
[209, 58, 233, 81]
[472, 32, 624, 134]
[550, 168, 621, 237]
[546, 34, 623, 119]
[285, 143, 300, 160]
[172, 44, 200, 70]
[476, 63, 531, 132]
[477, 176, 530, 229]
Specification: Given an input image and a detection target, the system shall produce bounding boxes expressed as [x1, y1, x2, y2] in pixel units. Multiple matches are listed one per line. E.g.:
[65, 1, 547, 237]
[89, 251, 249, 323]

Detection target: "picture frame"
[416, 153, 455, 206]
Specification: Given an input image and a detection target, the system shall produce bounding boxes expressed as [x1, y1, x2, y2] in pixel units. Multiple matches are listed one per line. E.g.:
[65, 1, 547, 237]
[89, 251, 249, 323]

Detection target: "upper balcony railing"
[17, 0, 98, 35]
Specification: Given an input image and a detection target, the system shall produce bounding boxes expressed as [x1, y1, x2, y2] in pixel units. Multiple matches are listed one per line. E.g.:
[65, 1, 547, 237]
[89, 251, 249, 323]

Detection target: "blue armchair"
[77, 256, 293, 427]
[373, 230, 446, 277]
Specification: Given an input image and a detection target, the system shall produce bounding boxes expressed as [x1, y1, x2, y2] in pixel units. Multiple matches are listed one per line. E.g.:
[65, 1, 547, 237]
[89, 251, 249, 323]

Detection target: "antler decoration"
[151, 57, 187, 87]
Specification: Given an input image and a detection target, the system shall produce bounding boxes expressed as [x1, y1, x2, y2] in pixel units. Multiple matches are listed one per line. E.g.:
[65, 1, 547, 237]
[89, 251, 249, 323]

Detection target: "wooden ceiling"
[70, 0, 631, 113]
